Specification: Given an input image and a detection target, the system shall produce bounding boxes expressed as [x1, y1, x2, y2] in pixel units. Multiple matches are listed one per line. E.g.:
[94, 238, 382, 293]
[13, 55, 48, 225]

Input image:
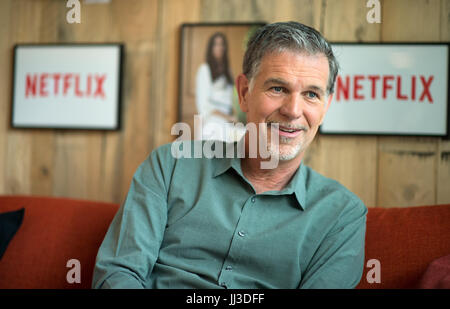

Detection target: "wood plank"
[199, 0, 322, 28]
[377, 137, 438, 207]
[437, 140, 450, 204]
[4, 0, 49, 196]
[30, 131, 55, 196]
[0, 0, 12, 194]
[52, 132, 103, 201]
[53, 132, 87, 199]
[5, 131, 32, 195]
[152, 0, 201, 148]
[442, 0, 450, 41]
[381, 0, 441, 41]
[323, 0, 381, 42]
[100, 132, 122, 203]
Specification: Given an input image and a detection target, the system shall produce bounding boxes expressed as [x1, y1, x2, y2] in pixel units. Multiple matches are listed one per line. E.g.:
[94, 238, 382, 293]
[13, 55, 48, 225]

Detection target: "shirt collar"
[212, 142, 307, 211]
[282, 164, 306, 211]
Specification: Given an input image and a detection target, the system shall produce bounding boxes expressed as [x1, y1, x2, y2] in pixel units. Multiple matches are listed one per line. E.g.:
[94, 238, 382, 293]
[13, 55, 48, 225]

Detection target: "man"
[92, 21, 367, 289]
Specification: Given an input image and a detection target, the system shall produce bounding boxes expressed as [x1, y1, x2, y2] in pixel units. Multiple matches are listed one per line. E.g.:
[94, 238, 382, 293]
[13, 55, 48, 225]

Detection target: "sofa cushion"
[0, 196, 119, 289]
[357, 205, 450, 289]
[0, 208, 24, 259]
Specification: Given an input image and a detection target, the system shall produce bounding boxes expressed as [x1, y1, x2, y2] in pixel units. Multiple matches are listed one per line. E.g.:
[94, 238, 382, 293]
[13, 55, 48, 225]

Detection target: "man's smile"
[267, 122, 307, 139]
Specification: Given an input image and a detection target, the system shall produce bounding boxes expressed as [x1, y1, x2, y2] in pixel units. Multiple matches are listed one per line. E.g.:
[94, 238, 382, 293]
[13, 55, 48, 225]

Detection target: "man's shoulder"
[302, 165, 366, 212]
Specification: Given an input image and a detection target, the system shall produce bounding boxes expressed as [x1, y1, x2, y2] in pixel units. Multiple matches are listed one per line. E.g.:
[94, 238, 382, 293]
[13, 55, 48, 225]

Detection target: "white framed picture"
[12, 44, 123, 130]
[321, 43, 449, 137]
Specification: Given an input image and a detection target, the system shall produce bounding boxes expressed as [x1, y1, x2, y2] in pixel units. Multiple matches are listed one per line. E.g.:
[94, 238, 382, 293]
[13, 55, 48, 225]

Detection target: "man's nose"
[279, 94, 303, 119]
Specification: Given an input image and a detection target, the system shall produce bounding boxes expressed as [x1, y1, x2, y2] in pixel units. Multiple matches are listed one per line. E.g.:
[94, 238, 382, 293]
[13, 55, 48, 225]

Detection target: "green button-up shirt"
[92, 141, 367, 289]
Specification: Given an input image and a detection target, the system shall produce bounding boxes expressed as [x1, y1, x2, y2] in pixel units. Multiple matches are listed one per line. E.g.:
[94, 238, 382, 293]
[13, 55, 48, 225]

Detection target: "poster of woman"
[178, 23, 265, 142]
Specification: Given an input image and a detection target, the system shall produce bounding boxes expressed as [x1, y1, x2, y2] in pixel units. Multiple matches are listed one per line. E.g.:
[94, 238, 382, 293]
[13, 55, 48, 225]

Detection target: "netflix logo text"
[25, 73, 107, 99]
[335, 74, 434, 103]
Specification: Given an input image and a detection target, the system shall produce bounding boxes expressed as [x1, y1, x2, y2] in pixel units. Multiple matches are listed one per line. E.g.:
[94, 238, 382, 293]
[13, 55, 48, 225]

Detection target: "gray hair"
[243, 21, 339, 94]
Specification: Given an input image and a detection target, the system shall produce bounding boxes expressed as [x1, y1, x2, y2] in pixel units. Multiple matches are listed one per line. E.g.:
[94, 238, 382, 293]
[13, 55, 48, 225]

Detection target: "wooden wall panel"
[377, 137, 438, 207]
[437, 141, 450, 204]
[30, 131, 55, 196]
[154, 0, 201, 146]
[199, 0, 321, 27]
[322, 0, 381, 42]
[0, 0, 12, 194]
[0, 0, 448, 207]
[381, 0, 441, 42]
[4, 0, 47, 196]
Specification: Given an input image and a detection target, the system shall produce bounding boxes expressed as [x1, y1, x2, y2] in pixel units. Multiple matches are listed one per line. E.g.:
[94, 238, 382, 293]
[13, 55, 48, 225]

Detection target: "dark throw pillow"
[0, 208, 25, 260]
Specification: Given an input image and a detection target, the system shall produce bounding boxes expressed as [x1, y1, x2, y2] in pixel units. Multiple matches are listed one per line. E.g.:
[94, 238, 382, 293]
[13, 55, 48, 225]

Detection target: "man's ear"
[319, 93, 333, 125]
[236, 73, 250, 113]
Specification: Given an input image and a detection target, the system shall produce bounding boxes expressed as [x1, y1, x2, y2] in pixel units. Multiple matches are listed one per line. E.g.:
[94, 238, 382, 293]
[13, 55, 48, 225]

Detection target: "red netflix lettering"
[336, 75, 349, 101]
[39, 73, 49, 97]
[334, 74, 434, 104]
[74, 74, 83, 97]
[63, 74, 72, 95]
[53, 73, 61, 95]
[411, 75, 416, 101]
[26, 74, 37, 98]
[86, 75, 92, 96]
[419, 75, 433, 103]
[382, 75, 394, 99]
[353, 75, 365, 100]
[396, 76, 407, 100]
[24, 73, 107, 99]
[367, 75, 380, 99]
[94, 74, 106, 99]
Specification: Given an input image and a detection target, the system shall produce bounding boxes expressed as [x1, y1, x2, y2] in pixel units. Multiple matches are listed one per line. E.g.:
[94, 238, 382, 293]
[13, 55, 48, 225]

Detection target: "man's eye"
[306, 91, 318, 99]
[271, 86, 284, 93]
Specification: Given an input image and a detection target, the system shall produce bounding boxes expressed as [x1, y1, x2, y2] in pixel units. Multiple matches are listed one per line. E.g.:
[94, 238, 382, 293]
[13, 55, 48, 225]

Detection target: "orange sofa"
[0, 195, 449, 289]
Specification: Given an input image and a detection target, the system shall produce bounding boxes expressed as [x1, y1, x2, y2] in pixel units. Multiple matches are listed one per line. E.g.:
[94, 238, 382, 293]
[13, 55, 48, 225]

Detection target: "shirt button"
[225, 265, 233, 271]
[251, 197, 256, 203]
[238, 230, 246, 237]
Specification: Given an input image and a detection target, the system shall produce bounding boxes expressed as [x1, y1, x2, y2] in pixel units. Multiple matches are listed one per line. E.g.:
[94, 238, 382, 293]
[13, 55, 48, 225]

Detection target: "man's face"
[237, 50, 333, 162]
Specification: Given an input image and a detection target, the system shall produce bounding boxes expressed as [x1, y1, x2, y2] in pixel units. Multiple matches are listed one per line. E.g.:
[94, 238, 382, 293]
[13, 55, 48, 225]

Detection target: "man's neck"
[240, 154, 303, 194]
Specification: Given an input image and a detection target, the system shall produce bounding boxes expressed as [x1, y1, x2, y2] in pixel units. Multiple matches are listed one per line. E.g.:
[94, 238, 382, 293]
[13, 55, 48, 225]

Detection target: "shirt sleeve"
[91, 146, 172, 289]
[298, 199, 368, 289]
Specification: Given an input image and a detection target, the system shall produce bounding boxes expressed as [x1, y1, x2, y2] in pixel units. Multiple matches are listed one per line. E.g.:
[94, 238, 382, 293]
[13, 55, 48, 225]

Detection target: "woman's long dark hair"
[206, 32, 234, 85]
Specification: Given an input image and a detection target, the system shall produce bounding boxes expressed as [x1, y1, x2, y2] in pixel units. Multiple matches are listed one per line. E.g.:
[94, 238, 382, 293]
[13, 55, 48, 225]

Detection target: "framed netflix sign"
[321, 43, 449, 137]
[12, 44, 123, 130]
